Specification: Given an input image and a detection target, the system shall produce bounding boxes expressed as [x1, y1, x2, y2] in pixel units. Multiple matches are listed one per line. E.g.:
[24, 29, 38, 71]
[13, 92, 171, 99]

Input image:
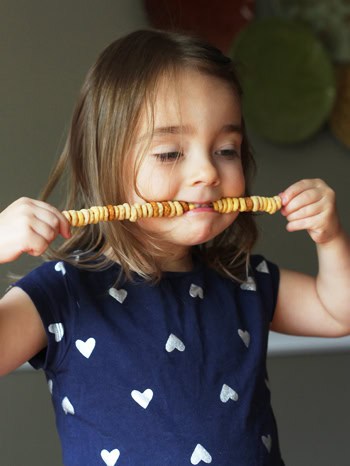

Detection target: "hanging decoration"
[144, 0, 255, 53]
[229, 18, 336, 144]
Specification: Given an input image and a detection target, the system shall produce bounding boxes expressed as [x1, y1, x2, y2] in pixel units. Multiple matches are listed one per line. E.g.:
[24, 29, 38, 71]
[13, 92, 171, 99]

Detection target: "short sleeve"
[250, 254, 280, 322]
[13, 261, 77, 371]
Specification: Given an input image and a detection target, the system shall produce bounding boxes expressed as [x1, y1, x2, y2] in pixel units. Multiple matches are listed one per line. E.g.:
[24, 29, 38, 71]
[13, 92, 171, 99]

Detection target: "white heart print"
[189, 284, 204, 299]
[220, 384, 239, 403]
[191, 444, 212, 464]
[48, 379, 53, 395]
[165, 334, 185, 352]
[62, 396, 75, 415]
[238, 329, 250, 348]
[240, 276, 256, 291]
[54, 261, 66, 275]
[256, 260, 269, 273]
[108, 287, 128, 303]
[75, 338, 96, 358]
[48, 323, 64, 342]
[262, 434, 272, 452]
[101, 449, 120, 466]
[131, 389, 153, 409]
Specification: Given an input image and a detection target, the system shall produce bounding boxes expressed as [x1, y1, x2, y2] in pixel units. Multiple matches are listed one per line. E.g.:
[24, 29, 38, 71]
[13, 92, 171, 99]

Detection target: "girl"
[0, 29, 349, 466]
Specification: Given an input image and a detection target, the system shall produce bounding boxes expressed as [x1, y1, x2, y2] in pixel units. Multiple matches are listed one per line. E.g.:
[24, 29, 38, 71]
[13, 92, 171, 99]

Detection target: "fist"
[280, 179, 340, 244]
[0, 197, 71, 263]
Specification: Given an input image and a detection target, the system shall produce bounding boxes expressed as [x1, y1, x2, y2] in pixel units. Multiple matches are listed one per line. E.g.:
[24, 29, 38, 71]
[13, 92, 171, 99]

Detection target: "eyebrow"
[137, 123, 242, 143]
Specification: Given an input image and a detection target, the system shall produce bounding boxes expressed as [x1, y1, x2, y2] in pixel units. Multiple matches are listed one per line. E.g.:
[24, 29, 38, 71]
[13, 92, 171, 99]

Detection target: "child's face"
[129, 68, 245, 257]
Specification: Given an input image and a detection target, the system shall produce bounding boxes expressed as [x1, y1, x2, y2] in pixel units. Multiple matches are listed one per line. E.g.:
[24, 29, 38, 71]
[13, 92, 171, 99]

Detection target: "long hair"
[41, 29, 258, 282]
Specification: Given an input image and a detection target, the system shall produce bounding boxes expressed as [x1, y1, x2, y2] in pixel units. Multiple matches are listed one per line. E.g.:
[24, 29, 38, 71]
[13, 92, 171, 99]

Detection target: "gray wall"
[1, 1, 350, 465]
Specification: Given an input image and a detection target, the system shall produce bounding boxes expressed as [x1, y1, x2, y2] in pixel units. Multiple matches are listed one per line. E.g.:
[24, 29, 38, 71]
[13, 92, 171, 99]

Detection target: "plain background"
[1, 1, 350, 465]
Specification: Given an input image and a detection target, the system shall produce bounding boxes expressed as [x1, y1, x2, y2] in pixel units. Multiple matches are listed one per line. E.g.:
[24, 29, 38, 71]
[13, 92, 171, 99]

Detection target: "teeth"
[194, 203, 212, 208]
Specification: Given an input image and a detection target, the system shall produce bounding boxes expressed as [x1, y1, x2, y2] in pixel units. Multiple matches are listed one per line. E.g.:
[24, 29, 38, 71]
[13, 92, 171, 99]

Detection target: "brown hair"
[42, 29, 258, 282]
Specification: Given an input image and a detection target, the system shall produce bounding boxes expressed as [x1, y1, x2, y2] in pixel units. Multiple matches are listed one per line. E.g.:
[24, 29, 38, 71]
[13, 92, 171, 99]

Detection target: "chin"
[180, 228, 223, 246]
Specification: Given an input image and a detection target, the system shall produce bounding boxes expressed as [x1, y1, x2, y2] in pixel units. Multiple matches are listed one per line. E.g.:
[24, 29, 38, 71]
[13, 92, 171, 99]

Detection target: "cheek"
[219, 210, 239, 229]
[129, 165, 156, 202]
[221, 163, 245, 194]
[135, 167, 176, 201]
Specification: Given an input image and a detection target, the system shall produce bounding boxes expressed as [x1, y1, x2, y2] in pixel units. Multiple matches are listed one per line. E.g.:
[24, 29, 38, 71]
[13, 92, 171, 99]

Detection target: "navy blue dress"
[15, 255, 284, 465]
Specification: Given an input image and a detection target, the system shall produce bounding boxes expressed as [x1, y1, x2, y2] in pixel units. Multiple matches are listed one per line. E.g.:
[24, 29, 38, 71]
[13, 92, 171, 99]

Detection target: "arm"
[0, 197, 71, 376]
[0, 287, 47, 376]
[271, 179, 350, 337]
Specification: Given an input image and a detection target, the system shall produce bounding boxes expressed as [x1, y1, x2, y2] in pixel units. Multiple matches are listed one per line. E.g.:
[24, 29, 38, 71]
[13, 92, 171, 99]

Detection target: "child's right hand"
[0, 197, 71, 263]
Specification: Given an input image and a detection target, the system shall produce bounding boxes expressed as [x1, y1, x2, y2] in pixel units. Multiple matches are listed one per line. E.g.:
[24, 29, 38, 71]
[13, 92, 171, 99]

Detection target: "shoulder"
[10, 260, 118, 371]
[14, 260, 78, 291]
[14, 259, 118, 289]
[249, 254, 278, 275]
[248, 254, 280, 288]
[246, 254, 280, 320]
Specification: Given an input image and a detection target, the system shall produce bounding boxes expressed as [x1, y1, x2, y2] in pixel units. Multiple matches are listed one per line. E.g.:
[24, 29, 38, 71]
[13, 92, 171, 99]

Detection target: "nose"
[188, 154, 220, 187]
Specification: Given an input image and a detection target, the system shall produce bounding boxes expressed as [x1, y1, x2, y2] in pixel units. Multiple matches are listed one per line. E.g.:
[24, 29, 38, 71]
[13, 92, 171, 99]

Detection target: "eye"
[215, 148, 240, 159]
[153, 151, 183, 163]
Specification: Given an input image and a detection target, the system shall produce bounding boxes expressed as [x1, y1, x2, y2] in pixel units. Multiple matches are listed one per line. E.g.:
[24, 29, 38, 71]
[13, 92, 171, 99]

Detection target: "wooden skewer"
[62, 195, 282, 227]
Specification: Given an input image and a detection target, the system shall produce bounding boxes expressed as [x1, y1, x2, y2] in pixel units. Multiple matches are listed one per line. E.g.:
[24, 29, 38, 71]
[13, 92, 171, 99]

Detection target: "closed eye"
[153, 151, 183, 163]
[215, 148, 240, 159]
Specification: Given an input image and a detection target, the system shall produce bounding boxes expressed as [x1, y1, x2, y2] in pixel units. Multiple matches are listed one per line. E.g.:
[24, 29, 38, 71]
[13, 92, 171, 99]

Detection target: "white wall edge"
[267, 331, 350, 357]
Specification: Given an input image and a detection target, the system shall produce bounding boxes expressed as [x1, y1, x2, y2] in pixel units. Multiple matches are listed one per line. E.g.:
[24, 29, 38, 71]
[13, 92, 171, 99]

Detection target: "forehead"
[143, 68, 242, 130]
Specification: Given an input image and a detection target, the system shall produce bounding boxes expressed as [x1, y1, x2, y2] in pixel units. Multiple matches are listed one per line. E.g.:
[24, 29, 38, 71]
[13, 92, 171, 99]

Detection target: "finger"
[281, 188, 322, 217]
[33, 210, 61, 238]
[30, 216, 62, 245]
[280, 179, 324, 205]
[285, 212, 323, 233]
[25, 235, 50, 256]
[18, 225, 52, 257]
[284, 198, 324, 222]
[26, 199, 71, 239]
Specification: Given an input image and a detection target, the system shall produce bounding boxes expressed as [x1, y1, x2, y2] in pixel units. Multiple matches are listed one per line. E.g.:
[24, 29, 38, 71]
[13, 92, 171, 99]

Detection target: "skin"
[0, 69, 350, 376]
[130, 69, 245, 271]
[273, 179, 350, 336]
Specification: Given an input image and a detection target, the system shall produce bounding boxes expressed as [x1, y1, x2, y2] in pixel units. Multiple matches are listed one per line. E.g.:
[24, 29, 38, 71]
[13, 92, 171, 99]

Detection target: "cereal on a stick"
[62, 195, 282, 227]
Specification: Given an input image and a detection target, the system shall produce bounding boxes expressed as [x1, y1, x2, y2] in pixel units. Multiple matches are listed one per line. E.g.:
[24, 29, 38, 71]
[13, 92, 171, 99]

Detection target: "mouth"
[191, 202, 214, 208]
[187, 202, 216, 214]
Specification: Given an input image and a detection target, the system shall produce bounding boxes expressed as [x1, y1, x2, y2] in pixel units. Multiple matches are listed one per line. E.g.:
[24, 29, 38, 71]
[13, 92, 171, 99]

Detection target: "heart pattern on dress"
[131, 389, 153, 409]
[189, 284, 204, 299]
[48, 323, 64, 342]
[54, 261, 66, 275]
[238, 329, 250, 348]
[43, 255, 276, 462]
[262, 434, 272, 452]
[108, 287, 128, 303]
[220, 384, 239, 402]
[191, 444, 212, 464]
[75, 338, 96, 358]
[62, 396, 75, 415]
[101, 448, 120, 466]
[165, 334, 185, 352]
[256, 260, 269, 274]
[240, 276, 256, 291]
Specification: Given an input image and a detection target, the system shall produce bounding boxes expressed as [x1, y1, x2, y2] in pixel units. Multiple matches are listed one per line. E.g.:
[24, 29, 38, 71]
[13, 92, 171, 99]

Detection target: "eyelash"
[153, 149, 240, 163]
[154, 152, 182, 162]
[216, 149, 240, 159]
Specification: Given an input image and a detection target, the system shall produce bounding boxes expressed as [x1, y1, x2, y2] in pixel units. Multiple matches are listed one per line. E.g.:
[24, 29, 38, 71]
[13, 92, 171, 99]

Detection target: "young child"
[0, 29, 349, 466]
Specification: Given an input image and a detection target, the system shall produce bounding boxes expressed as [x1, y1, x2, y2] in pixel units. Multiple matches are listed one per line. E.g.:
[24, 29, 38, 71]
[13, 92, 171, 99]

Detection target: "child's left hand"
[279, 179, 341, 244]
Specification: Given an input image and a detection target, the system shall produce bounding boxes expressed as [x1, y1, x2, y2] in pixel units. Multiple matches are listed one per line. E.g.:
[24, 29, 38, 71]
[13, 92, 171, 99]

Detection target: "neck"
[105, 244, 194, 273]
[159, 250, 193, 272]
